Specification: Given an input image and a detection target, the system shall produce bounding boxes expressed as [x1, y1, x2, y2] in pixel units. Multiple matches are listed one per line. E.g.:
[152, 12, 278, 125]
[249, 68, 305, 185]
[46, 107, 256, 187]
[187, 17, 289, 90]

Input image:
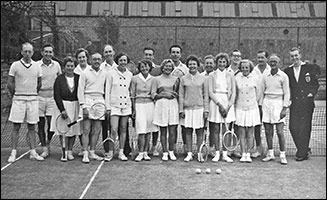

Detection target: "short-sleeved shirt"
[9, 59, 42, 99]
[36, 59, 62, 98]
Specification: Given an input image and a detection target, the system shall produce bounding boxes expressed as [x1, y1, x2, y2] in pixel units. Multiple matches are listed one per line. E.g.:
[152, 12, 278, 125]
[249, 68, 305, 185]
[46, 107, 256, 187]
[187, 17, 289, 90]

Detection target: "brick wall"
[56, 17, 326, 71]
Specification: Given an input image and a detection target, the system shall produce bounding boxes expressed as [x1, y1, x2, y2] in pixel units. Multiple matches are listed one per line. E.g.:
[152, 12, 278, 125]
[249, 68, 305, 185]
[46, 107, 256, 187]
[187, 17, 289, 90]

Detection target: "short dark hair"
[186, 55, 200, 68]
[75, 48, 89, 60]
[137, 59, 153, 72]
[41, 43, 55, 52]
[143, 47, 155, 53]
[290, 47, 300, 53]
[114, 52, 130, 64]
[63, 56, 77, 68]
[169, 44, 182, 54]
[257, 50, 269, 58]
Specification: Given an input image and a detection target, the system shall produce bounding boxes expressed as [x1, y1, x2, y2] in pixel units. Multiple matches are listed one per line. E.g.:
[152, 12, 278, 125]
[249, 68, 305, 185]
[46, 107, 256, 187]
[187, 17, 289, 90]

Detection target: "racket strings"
[90, 103, 106, 119]
[223, 131, 239, 151]
[56, 117, 70, 133]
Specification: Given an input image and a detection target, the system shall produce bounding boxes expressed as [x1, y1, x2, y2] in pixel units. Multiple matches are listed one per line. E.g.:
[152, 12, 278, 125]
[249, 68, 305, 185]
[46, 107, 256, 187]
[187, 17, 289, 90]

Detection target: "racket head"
[89, 102, 106, 120]
[101, 137, 115, 146]
[199, 143, 208, 163]
[56, 114, 71, 135]
[222, 130, 239, 151]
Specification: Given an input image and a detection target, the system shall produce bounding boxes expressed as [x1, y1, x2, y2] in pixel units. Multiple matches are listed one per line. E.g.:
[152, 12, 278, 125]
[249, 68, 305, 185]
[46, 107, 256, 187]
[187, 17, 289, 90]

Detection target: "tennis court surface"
[1, 101, 326, 199]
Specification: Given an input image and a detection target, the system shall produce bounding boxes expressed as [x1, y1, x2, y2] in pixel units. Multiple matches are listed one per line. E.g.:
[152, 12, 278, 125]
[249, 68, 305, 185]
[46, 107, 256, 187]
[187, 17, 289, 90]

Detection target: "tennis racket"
[55, 114, 71, 160]
[198, 120, 209, 163]
[67, 102, 105, 125]
[129, 117, 137, 160]
[222, 120, 239, 151]
[89, 102, 106, 119]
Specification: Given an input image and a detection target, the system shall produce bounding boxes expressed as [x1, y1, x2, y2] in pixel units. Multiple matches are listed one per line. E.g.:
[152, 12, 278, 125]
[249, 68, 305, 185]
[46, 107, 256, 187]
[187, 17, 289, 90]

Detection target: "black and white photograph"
[1, 1, 326, 199]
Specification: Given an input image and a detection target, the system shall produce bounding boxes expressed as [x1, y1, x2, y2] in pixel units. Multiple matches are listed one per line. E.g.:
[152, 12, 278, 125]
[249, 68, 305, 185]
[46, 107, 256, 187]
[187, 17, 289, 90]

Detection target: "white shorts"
[153, 98, 179, 126]
[9, 98, 39, 124]
[135, 102, 158, 134]
[180, 108, 204, 129]
[262, 98, 285, 124]
[38, 96, 55, 117]
[111, 106, 132, 116]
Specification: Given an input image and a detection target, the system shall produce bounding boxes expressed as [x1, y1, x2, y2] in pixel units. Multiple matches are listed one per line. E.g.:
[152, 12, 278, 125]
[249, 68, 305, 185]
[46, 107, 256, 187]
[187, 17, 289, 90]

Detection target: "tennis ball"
[205, 168, 211, 174]
[195, 168, 201, 174]
[216, 168, 222, 174]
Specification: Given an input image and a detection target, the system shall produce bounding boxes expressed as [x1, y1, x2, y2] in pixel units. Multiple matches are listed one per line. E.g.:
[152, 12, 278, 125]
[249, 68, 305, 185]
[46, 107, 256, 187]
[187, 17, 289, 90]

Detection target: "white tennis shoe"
[8, 154, 16, 163]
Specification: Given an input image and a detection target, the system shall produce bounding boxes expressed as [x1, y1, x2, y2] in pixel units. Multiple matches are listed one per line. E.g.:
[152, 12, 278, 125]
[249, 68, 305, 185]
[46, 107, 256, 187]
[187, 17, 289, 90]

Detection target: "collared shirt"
[74, 64, 92, 75]
[36, 59, 62, 97]
[289, 61, 306, 82]
[130, 73, 154, 104]
[200, 71, 213, 77]
[179, 72, 209, 112]
[252, 64, 271, 79]
[78, 67, 107, 105]
[226, 65, 241, 77]
[100, 61, 118, 72]
[9, 59, 41, 99]
[105, 67, 133, 110]
[235, 73, 261, 110]
[261, 69, 290, 107]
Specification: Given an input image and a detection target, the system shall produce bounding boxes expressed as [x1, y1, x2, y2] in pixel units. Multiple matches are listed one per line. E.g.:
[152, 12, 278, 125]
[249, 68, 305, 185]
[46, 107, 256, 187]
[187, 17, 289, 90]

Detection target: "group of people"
[6, 42, 320, 165]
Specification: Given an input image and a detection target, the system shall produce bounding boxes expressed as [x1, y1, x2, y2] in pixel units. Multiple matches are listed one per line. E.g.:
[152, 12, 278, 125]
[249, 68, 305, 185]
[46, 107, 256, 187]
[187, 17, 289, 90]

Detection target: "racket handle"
[67, 118, 83, 127]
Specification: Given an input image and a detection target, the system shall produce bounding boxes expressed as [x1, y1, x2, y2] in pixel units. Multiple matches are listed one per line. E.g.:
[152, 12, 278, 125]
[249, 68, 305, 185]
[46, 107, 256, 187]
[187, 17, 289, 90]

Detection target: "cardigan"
[53, 73, 80, 112]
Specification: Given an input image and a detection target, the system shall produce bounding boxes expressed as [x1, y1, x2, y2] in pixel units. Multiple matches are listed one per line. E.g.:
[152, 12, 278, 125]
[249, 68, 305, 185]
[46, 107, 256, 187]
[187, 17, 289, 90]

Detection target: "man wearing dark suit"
[284, 47, 319, 161]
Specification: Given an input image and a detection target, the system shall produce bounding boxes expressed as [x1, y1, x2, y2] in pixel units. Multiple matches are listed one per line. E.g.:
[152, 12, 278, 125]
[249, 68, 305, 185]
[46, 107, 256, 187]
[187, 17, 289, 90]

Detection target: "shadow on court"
[1, 147, 326, 199]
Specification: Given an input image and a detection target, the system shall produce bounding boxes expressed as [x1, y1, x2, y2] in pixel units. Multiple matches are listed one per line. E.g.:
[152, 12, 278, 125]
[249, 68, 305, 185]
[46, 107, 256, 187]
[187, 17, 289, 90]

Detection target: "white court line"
[79, 160, 105, 199]
[1, 150, 31, 171]
[1, 143, 42, 171]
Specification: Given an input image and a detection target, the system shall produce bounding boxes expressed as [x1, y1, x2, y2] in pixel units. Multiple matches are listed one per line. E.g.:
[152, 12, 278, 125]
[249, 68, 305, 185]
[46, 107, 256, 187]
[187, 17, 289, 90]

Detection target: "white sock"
[222, 151, 228, 157]
[169, 151, 174, 155]
[89, 150, 95, 155]
[11, 149, 17, 156]
[215, 151, 220, 156]
[119, 149, 124, 155]
[268, 149, 274, 156]
[30, 149, 36, 155]
[280, 151, 286, 157]
[187, 152, 192, 156]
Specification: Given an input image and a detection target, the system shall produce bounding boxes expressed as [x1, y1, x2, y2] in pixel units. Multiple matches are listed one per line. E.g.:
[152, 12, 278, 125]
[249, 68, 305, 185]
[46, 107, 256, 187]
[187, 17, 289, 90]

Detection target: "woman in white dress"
[130, 59, 158, 162]
[235, 59, 261, 163]
[151, 59, 179, 161]
[208, 53, 236, 163]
